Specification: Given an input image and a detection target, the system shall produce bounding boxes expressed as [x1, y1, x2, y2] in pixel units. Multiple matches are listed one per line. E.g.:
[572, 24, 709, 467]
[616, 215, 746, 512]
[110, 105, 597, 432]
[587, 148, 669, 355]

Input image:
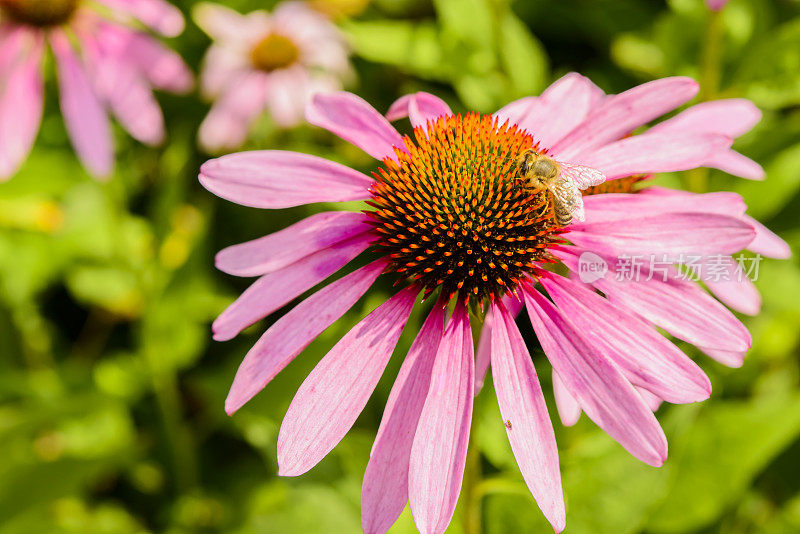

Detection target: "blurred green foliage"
[0, 0, 799, 532]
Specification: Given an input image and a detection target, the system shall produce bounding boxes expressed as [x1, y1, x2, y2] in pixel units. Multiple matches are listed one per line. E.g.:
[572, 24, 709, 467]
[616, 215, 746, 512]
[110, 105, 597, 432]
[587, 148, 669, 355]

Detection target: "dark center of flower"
[250, 33, 300, 72]
[2, 0, 78, 26]
[367, 113, 561, 306]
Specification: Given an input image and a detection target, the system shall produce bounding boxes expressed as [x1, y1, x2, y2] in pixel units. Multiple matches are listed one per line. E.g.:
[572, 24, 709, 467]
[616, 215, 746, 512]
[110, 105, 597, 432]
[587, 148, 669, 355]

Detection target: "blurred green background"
[1, 0, 800, 532]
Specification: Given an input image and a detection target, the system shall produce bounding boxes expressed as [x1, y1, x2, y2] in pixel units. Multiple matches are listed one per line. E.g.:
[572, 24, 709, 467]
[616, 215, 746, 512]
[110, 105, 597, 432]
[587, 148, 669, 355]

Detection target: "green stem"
[686, 8, 724, 194]
[463, 419, 482, 534]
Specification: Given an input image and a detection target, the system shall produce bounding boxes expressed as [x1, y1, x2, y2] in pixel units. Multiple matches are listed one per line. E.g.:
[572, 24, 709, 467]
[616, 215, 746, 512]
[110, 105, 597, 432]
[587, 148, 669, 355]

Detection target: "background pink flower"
[194, 1, 352, 152]
[0, 0, 193, 180]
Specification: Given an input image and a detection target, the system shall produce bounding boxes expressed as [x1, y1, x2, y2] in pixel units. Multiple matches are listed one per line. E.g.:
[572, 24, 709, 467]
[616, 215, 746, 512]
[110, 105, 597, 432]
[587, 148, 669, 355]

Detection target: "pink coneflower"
[200, 74, 787, 534]
[194, 1, 351, 152]
[0, 0, 193, 180]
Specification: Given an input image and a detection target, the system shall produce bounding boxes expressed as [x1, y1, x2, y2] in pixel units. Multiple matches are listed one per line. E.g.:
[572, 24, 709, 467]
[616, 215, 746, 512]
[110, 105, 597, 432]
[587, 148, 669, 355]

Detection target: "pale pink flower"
[0, 0, 193, 179]
[200, 74, 787, 534]
[706, 0, 729, 11]
[194, 2, 351, 152]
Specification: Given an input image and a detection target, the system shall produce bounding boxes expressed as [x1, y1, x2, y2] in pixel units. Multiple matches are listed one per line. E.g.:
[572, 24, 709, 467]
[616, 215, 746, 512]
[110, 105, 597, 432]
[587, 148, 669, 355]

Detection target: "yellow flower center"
[250, 33, 300, 72]
[2, 0, 78, 26]
[367, 113, 561, 306]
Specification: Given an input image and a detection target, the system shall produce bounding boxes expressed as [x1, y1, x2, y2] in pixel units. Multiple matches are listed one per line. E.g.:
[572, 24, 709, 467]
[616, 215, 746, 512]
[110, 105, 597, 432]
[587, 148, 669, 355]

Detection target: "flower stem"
[686, 8, 724, 194]
[463, 418, 483, 534]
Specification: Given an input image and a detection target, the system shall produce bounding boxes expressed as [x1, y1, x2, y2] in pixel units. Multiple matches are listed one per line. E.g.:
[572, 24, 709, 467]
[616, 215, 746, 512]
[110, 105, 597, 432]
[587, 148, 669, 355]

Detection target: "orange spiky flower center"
[367, 113, 561, 306]
[1, 0, 78, 26]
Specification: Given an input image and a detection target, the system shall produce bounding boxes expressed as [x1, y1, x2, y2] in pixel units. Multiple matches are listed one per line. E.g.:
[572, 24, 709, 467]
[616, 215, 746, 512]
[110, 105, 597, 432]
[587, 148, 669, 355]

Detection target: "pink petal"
[82, 34, 165, 145]
[542, 275, 711, 404]
[493, 96, 536, 127]
[474, 293, 523, 395]
[216, 211, 372, 277]
[649, 99, 761, 138]
[491, 302, 566, 532]
[700, 347, 745, 368]
[574, 132, 732, 180]
[568, 212, 756, 260]
[555, 248, 752, 352]
[386, 92, 453, 129]
[198, 71, 267, 152]
[636, 387, 663, 412]
[552, 370, 581, 426]
[199, 45, 249, 99]
[212, 232, 372, 341]
[97, 0, 185, 36]
[583, 190, 746, 223]
[523, 287, 668, 466]
[277, 287, 418, 476]
[225, 259, 386, 415]
[409, 302, 474, 534]
[0, 30, 43, 179]
[705, 150, 765, 180]
[50, 31, 114, 179]
[554, 77, 700, 160]
[744, 215, 791, 258]
[199, 150, 373, 208]
[125, 31, 194, 93]
[516, 72, 605, 150]
[700, 256, 761, 316]
[306, 92, 407, 161]
[362, 305, 446, 534]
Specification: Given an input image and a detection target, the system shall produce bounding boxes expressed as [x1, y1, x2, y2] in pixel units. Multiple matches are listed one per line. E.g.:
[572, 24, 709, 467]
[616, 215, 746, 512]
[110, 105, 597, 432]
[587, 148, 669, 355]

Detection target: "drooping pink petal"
[705, 149, 765, 180]
[96, 0, 185, 36]
[554, 248, 752, 352]
[198, 71, 268, 152]
[277, 287, 418, 476]
[554, 77, 699, 160]
[264, 66, 314, 128]
[649, 98, 762, 138]
[568, 212, 756, 260]
[306, 92, 407, 161]
[491, 302, 565, 532]
[192, 1, 254, 41]
[514, 73, 605, 151]
[523, 286, 668, 466]
[362, 305, 446, 534]
[216, 211, 372, 277]
[552, 370, 581, 427]
[0, 30, 43, 180]
[199, 45, 249, 99]
[212, 232, 372, 341]
[700, 347, 745, 368]
[225, 259, 386, 415]
[700, 256, 761, 316]
[199, 149, 374, 208]
[542, 274, 711, 404]
[409, 302, 474, 534]
[583, 190, 746, 223]
[386, 92, 453, 129]
[636, 387, 663, 412]
[574, 132, 732, 181]
[50, 30, 114, 179]
[744, 215, 791, 259]
[80, 31, 165, 145]
[474, 293, 523, 395]
[124, 31, 194, 93]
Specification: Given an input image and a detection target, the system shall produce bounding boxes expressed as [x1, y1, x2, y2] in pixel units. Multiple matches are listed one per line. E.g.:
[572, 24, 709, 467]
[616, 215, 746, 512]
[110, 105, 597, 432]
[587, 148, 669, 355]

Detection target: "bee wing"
[558, 162, 606, 190]
[551, 178, 586, 222]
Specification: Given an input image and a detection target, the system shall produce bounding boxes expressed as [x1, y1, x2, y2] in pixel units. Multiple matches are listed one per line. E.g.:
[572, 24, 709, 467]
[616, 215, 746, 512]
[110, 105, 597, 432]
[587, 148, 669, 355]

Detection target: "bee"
[504, 419, 513, 430]
[514, 149, 606, 226]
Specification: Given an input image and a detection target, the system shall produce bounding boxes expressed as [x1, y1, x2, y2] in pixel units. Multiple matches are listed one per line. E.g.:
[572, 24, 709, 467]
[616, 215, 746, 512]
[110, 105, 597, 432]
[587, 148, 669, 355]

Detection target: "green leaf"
[498, 11, 549, 97]
[646, 395, 800, 532]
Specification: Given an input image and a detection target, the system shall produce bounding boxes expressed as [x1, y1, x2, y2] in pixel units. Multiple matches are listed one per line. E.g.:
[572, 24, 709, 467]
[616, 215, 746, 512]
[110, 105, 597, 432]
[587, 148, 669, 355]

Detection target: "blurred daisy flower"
[194, 1, 351, 152]
[200, 74, 788, 533]
[0, 0, 193, 179]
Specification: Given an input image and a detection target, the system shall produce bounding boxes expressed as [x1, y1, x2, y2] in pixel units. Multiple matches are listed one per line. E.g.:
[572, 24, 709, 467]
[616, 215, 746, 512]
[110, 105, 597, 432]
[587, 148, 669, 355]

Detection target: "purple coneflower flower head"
[194, 1, 352, 152]
[200, 73, 788, 534]
[0, 0, 193, 179]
